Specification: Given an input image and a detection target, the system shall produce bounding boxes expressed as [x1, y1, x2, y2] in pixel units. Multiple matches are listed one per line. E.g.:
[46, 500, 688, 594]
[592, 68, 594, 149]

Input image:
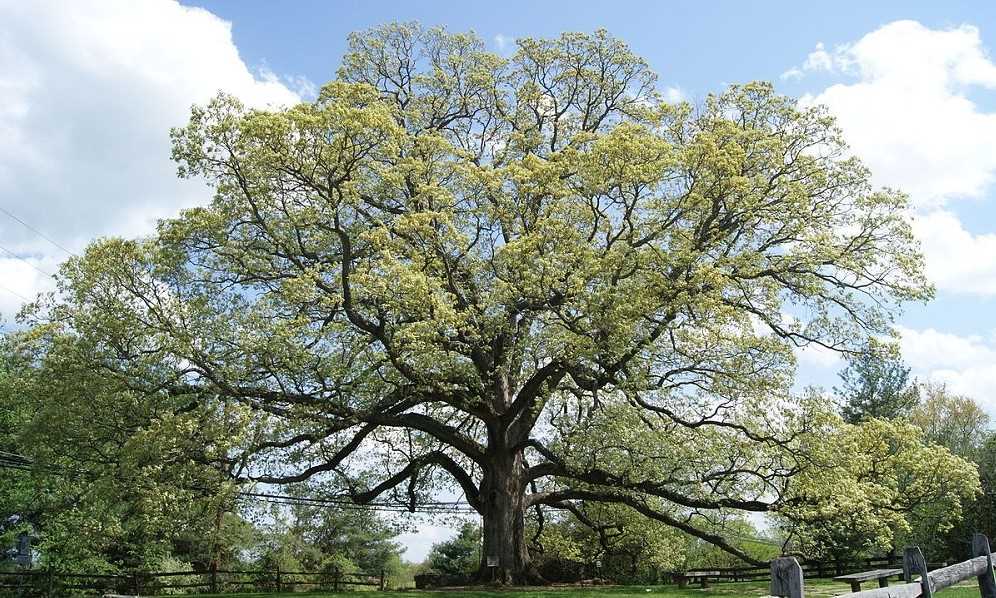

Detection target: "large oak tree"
[36, 24, 939, 583]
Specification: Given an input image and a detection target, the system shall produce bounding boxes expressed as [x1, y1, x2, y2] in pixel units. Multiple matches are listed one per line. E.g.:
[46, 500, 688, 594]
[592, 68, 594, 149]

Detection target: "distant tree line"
[0, 334, 409, 584]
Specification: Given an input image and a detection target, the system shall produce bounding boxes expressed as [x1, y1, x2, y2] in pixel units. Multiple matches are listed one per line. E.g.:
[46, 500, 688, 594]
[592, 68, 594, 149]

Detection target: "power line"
[0, 244, 54, 278]
[242, 490, 472, 508]
[0, 205, 77, 257]
[239, 491, 478, 514]
[0, 282, 31, 303]
[0, 453, 479, 515]
[246, 493, 476, 515]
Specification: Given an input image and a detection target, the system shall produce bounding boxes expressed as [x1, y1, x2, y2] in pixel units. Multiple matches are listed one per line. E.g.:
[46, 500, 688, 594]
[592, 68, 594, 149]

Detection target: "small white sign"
[487, 556, 499, 567]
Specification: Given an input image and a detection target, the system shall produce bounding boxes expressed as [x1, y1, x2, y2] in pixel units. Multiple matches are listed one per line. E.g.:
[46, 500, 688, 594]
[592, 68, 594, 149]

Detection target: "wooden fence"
[769, 533, 996, 598]
[674, 555, 933, 587]
[0, 566, 386, 596]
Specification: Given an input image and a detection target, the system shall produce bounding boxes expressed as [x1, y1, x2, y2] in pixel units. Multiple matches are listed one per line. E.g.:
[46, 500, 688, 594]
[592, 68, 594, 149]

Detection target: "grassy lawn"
[191, 578, 984, 598]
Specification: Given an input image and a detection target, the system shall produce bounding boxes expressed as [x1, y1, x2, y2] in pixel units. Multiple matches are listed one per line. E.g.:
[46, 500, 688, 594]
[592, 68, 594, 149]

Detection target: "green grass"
[191, 578, 984, 598]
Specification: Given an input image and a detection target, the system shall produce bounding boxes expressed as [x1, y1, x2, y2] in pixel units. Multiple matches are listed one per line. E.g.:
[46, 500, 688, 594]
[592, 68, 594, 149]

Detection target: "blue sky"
[3, 0, 996, 560]
[193, 0, 994, 99]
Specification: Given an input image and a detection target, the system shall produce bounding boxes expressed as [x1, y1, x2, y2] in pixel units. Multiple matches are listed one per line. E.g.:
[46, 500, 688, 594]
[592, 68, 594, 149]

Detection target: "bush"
[149, 555, 199, 595]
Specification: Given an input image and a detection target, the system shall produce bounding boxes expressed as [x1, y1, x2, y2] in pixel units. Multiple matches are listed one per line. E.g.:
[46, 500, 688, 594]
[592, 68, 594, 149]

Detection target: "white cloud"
[787, 21, 996, 407]
[0, 0, 305, 319]
[494, 34, 511, 52]
[801, 42, 837, 74]
[788, 21, 996, 297]
[781, 42, 839, 80]
[803, 42, 836, 73]
[913, 210, 996, 296]
[796, 343, 841, 369]
[663, 86, 686, 103]
[0, 257, 56, 324]
[897, 325, 996, 411]
[798, 21, 996, 207]
[283, 73, 319, 100]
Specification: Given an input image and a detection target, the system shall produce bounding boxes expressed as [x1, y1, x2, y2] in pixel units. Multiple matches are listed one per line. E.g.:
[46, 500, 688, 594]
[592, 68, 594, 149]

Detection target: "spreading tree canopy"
[774, 416, 977, 560]
[0, 330, 249, 573]
[31, 23, 943, 583]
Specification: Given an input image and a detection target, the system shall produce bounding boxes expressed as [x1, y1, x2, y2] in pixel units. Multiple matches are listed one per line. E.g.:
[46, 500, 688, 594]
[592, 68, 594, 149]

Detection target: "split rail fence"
[0, 566, 386, 596]
[676, 556, 906, 586]
[673, 555, 957, 588]
[769, 533, 996, 598]
[5, 534, 996, 597]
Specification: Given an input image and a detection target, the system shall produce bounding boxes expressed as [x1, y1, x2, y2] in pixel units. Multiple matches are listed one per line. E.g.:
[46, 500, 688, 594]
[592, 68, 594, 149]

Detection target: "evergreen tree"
[837, 341, 919, 423]
[427, 522, 481, 576]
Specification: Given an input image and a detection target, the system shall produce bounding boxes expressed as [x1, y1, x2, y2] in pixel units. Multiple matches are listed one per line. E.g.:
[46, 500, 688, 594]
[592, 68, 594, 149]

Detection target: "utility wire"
[0, 205, 67, 305]
[0, 282, 31, 303]
[247, 493, 476, 514]
[242, 490, 471, 508]
[0, 244, 54, 278]
[0, 453, 479, 515]
[241, 491, 477, 514]
[0, 205, 77, 257]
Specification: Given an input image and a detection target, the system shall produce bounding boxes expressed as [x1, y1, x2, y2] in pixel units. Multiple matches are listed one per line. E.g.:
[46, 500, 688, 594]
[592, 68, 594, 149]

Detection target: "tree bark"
[477, 445, 543, 584]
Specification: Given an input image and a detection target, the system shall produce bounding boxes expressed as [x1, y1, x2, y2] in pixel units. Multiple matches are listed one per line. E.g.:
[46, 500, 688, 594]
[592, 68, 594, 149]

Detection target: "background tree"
[909, 382, 989, 460]
[527, 503, 774, 582]
[837, 340, 919, 423]
[775, 415, 978, 562]
[907, 384, 992, 560]
[0, 335, 35, 569]
[971, 435, 996, 550]
[530, 502, 685, 582]
[252, 489, 404, 579]
[681, 519, 780, 571]
[426, 522, 481, 577]
[31, 23, 941, 583]
[0, 328, 252, 573]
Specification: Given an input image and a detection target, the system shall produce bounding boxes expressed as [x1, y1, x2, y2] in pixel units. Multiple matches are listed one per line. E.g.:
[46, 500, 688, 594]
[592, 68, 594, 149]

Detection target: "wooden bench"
[833, 568, 904, 592]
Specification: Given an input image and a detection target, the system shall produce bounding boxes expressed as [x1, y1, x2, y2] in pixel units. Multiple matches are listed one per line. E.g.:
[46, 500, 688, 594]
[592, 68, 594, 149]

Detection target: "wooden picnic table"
[833, 568, 904, 592]
[676, 570, 720, 588]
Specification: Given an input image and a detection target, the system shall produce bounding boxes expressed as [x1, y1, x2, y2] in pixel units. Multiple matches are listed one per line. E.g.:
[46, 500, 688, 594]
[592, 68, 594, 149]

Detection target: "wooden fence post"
[276, 565, 282, 593]
[770, 557, 804, 598]
[904, 546, 933, 598]
[46, 568, 54, 598]
[973, 533, 996, 598]
[379, 568, 385, 591]
[333, 568, 340, 592]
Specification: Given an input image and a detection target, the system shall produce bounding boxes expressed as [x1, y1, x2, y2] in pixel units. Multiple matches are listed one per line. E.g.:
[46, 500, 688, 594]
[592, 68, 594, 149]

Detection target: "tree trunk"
[477, 446, 543, 585]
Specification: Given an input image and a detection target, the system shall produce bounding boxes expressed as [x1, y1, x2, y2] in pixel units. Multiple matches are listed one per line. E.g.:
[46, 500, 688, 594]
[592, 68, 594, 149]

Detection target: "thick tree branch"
[347, 450, 482, 512]
[366, 411, 487, 464]
[248, 423, 377, 484]
[521, 440, 771, 511]
[536, 491, 765, 566]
